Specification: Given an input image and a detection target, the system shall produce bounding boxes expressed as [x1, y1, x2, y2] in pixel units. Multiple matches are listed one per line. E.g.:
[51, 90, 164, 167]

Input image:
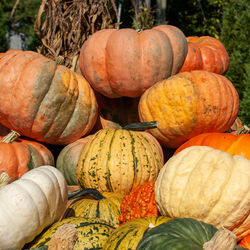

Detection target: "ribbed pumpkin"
[103, 216, 171, 249]
[119, 180, 159, 225]
[56, 135, 93, 185]
[0, 50, 98, 145]
[76, 122, 164, 195]
[27, 217, 115, 249]
[64, 188, 123, 228]
[174, 132, 250, 160]
[0, 131, 54, 182]
[79, 25, 187, 98]
[238, 234, 250, 249]
[155, 146, 250, 240]
[179, 36, 230, 75]
[138, 70, 239, 148]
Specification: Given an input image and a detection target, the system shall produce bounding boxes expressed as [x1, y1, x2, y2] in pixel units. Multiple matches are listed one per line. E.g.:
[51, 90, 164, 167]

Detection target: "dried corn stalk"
[34, 0, 119, 71]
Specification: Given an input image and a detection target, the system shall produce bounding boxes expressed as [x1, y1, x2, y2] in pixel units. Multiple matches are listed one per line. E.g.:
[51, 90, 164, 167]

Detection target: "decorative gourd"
[56, 135, 93, 185]
[238, 234, 250, 249]
[179, 36, 230, 75]
[174, 132, 250, 160]
[155, 146, 250, 240]
[0, 165, 68, 250]
[27, 217, 115, 249]
[0, 50, 98, 145]
[63, 188, 124, 228]
[137, 217, 237, 250]
[119, 180, 159, 225]
[76, 122, 164, 195]
[103, 216, 171, 249]
[0, 130, 55, 182]
[79, 25, 187, 98]
[138, 70, 239, 148]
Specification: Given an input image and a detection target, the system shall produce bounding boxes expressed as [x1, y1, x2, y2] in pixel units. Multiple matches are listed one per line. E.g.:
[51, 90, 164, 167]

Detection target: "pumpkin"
[0, 50, 98, 145]
[174, 132, 250, 160]
[138, 70, 239, 148]
[119, 180, 159, 225]
[179, 36, 230, 75]
[63, 188, 124, 228]
[155, 146, 250, 240]
[0, 130, 54, 182]
[0, 165, 68, 250]
[137, 217, 237, 250]
[56, 135, 93, 185]
[27, 217, 115, 249]
[103, 216, 171, 249]
[238, 234, 250, 249]
[79, 25, 187, 98]
[76, 122, 164, 195]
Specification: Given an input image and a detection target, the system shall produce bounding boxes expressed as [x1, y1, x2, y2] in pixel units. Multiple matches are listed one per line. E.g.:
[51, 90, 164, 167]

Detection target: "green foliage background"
[0, 0, 249, 125]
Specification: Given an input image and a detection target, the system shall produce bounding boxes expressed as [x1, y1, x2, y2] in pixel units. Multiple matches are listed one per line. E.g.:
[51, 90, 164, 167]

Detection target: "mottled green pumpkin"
[76, 124, 164, 195]
[64, 188, 124, 228]
[103, 216, 171, 250]
[27, 217, 115, 249]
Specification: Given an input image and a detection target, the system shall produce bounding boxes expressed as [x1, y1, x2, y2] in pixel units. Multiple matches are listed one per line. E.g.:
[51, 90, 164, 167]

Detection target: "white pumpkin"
[155, 146, 250, 240]
[0, 165, 68, 250]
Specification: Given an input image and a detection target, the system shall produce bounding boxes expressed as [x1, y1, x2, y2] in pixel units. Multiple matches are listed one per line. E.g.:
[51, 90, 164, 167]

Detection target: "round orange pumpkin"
[138, 70, 239, 148]
[0, 131, 54, 182]
[0, 50, 98, 145]
[79, 25, 187, 98]
[179, 36, 230, 75]
[174, 132, 250, 160]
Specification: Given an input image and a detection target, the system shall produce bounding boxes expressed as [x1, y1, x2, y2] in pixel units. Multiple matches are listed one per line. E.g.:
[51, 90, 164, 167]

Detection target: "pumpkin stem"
[56, 55, 64, 65]
[0, 170, 11, 188]
[203, 226, 237, 250]
[68, 188, 106, 200]
[48, 223, 78, 250]
[122, 121, 158, 131]
[234, 125, 250, 135]
[0, 130, 20, 143]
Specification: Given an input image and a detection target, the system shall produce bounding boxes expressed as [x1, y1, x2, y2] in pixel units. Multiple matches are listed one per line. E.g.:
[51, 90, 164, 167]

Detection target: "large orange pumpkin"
[174, 132, 250, 160]
[179, 36, 230, 75]
[138, 70, 239, 148]
[0, 50, 98, 145]
[79, 25, 187, 98]
[0, 131, 54, 182]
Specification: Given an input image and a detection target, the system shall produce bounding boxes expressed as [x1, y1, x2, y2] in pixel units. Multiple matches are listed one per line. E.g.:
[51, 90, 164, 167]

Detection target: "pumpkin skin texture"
[155, 146, 250, 240]
[79, 25, 187, 98]
[180, 36, 230, 75]
[0, 131, 55, 182]
[0, 165, 68, 250]
[103, 216, 171, 250]
[65, 189, 124, 228]
[138, 70, 239, 148]
[174, 132, 250, 160]
[56, 135, 93, 185]
[238, 234, 250, 249]
[0, 50, 98, 145]
[137, 217, 218, 250]
[27, 217, 115, 249]
[119, 180, 159, 225]
[76, 127, 164, 195]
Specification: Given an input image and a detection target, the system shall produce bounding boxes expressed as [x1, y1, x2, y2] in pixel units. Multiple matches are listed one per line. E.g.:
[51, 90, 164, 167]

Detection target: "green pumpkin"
[27, 217, 115, 249]
[137, 217, 232, 250]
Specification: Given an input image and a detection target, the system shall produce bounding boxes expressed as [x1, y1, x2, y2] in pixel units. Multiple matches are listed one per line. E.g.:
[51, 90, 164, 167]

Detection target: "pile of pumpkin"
[0, 24, 249, 250]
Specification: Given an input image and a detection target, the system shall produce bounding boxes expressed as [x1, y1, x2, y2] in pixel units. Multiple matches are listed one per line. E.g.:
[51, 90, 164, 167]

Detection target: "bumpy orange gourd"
[0, 131, 54, 182]
[0, 50, 98, 145]
[179, 36, 230, 75]
[119, 180, 159, 225]
[138, 70, 239, 148]
[238, 234, 250, 249]
[79, 25, 187, 98]
[174, 132, 250, 160]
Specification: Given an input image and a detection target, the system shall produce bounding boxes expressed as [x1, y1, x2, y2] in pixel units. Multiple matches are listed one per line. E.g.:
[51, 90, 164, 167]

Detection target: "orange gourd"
[180, 36, 230, 75]
[238, 234, 250, 249]
[174, 132, 250, 160]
